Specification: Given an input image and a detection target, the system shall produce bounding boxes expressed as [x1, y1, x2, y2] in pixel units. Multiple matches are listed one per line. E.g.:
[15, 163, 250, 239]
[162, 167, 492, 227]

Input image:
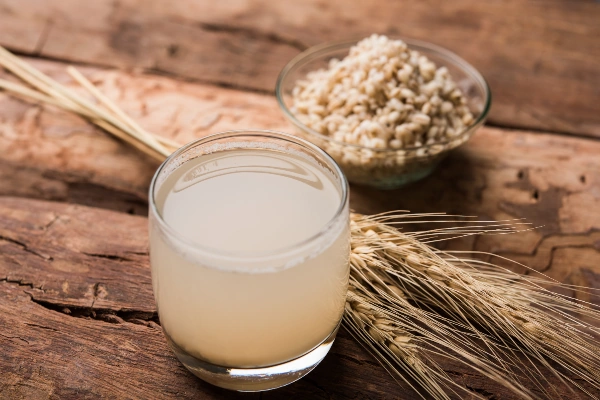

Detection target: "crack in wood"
[500, 184, 565, 236]
[0, 333, 30, 345]
[0, 279, 158, 328]
[82, 252, 134, 262]
[6, 35, 275, 96]
[125, 250, 149, 256]
[143, 66, 273, 95]
[536, 244, 598, 274]
[0, 277, 46, 292]
[465, 385, 496, 400]
[197, 22, 308, 52]
[485, 121, 600, 142]
[29, 295, 160, 328]
[0, 235, 53, 261]
[90, 282, 101, 309]
[24, 322, 59, 332]
[496, 230, 600, 273]
[2, 48, 112, 71]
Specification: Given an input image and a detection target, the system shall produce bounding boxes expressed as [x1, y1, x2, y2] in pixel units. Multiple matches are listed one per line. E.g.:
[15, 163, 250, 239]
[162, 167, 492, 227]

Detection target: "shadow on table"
[201, 327, 416, 399]
[350, 148, 486, 218]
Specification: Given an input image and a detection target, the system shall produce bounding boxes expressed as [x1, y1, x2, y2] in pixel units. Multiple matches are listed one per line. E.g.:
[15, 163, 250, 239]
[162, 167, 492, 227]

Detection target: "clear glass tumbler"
[148, 130, 350, 391]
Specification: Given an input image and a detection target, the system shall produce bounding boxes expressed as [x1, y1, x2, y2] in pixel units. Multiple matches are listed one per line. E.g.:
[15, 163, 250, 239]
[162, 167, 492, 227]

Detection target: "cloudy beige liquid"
[150, 149, 350, 368]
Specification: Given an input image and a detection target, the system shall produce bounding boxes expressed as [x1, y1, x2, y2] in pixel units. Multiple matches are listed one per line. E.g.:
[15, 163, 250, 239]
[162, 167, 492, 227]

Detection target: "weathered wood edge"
[2, 197, 598, 399]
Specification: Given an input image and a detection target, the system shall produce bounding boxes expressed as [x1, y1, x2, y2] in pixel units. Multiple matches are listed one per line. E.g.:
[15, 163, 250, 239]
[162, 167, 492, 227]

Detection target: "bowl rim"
[275, 36, 492, 153]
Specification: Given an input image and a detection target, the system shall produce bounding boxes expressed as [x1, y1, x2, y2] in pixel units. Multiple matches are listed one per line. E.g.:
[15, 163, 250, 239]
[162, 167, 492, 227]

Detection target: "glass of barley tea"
[149, 130, 350, 391]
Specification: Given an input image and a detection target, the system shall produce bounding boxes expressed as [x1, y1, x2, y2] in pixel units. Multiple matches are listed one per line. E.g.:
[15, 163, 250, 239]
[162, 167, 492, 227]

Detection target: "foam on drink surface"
[151, 148, 350, 367]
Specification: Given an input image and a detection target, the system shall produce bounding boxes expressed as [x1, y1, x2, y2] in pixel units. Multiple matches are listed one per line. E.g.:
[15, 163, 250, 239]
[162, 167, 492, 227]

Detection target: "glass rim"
[148, 129, 349, 262]
[275, 36, 492, 153]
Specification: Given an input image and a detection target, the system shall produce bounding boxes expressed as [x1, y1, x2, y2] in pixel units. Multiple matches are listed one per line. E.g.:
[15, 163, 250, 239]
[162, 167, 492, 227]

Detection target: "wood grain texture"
[0, 197, 596, 399]
[1, 0, 599, 136]
[0, 58, 599, 398]
[0, 59, 598, 300]
[0, 58, 288, 214]
[351, 128, 600, 296]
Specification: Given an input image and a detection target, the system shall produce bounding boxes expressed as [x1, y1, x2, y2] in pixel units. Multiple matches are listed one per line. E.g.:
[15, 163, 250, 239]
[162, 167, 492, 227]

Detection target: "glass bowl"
[276, 37, 491, 189]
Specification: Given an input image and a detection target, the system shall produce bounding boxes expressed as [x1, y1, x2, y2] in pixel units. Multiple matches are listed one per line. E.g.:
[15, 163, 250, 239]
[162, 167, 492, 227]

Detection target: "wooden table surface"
[1, 1, 599, 399]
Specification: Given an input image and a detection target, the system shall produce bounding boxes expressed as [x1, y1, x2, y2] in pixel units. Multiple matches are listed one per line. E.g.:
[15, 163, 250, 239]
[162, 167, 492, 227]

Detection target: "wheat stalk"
[350, 214, 600, 399]
[1, 46, 599, 399]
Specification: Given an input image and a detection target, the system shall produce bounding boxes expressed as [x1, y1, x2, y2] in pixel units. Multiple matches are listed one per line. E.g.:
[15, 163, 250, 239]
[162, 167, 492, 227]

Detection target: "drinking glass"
[148, 130, 350, 391]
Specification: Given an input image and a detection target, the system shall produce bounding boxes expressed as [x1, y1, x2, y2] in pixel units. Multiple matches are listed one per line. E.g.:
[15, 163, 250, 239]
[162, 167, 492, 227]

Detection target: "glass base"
[166, 324, 340, 392]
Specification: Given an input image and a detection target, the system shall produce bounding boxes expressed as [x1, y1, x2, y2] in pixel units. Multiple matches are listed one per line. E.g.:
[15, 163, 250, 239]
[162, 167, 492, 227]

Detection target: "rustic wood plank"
[0, 197, 405, 399]
[1, 197, 596, 399]
[0, 58, 598, 397]
[351, 128, 600, 298]
[352, 126, 600, 279]
[0, 58, 289, 214]
[0, 59, 598, 302]
[0, 3, 598, 397]
[1, 0, 598, 136]
[0, 284, 412, 400]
